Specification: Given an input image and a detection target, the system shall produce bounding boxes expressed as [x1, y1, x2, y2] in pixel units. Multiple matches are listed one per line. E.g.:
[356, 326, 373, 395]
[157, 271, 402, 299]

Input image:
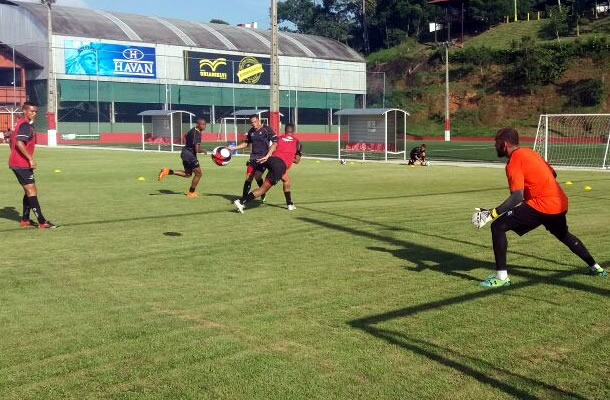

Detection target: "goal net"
[533, 114, 610, 169]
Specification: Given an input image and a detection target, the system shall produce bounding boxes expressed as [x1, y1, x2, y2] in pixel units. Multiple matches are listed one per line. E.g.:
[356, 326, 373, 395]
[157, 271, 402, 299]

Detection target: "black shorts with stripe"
[11, 168, 35, 186]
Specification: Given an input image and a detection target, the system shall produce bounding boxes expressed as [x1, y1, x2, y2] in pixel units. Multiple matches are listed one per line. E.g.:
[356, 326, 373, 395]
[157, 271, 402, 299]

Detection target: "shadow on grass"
[0, 206, 21, 222]
[296, 216, 605, 399]
[206, 193, 264, 210]
[149, 189, 184, 196]
[351, 326, 589, 400]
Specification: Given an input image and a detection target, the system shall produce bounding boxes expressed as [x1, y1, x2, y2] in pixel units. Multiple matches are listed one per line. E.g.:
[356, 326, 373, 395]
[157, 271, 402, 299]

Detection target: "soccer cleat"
[261, 193, 267, 203]
[20, 219, 38, 228]
[185, 192, 200, 198]
[287, 204, 296, 211]
[234, 199, 245, 214]
[157, 168, 170, 181]
[39, 221, 58, 229]
[480, 275, 511, 288]
[587, 267, 607, 277]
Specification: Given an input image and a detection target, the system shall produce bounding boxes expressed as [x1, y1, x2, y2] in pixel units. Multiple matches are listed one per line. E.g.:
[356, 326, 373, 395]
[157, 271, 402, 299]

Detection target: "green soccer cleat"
[587, 267, 607, 277]
[480, 275, 511, 288]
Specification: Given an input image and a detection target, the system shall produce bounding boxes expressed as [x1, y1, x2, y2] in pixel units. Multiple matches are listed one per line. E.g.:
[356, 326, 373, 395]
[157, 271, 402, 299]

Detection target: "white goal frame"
[533, 114, 610, 169]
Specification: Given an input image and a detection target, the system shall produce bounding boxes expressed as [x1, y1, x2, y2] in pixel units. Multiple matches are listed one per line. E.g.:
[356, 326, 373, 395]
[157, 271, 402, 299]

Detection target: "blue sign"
[65, 41, 157, 79]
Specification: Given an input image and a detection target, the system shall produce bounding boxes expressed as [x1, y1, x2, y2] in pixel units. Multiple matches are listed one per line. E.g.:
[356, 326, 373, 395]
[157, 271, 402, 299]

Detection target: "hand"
[29, 160, 37, 169]
[257, 155, 269, 164]
[200, 148, 208, 155]
[471, 208, 493, 230]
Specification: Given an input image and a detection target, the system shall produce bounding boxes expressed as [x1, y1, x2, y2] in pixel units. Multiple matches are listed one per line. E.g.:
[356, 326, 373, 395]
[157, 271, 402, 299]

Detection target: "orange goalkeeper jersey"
[505, 147, 568, 215]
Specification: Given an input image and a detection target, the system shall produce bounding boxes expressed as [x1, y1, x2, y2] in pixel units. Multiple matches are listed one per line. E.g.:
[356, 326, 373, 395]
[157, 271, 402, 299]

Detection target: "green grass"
[464, 20, 548, 49]
[1, 147, 609, 399]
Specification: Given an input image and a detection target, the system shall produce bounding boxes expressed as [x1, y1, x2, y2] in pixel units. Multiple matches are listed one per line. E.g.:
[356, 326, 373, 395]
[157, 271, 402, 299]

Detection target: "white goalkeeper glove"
[471, 208, 498, 230]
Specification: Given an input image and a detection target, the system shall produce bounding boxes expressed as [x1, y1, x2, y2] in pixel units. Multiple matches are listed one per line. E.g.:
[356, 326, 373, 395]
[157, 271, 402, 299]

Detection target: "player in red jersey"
[9, 102, 57, 229]
[234, 125, 302, 213]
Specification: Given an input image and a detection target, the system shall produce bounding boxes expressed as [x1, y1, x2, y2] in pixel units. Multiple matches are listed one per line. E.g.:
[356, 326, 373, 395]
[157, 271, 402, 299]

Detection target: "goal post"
[533, 114, 610, 169]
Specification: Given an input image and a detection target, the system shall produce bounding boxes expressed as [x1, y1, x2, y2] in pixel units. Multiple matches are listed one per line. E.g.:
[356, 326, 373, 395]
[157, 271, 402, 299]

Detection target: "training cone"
[54, 169, 61, 173]
[137, 177, 146, 181]
[315, 160, 321, 163]
[584, 185, 592, 191]
[349, 162, 355, 165]
[565, 181, 573, 185]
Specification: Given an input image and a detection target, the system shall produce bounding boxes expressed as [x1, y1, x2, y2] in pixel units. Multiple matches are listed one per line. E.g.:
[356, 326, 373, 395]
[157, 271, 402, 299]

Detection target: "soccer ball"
[212, 147, 232, 166]
[340, 159, 347, 165]
[424, 161, 431, 166]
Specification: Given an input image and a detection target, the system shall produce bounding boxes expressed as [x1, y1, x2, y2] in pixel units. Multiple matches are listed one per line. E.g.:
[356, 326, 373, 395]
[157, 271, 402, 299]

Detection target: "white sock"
[591, 263, 602, 271]
[496, 270, 508, 280]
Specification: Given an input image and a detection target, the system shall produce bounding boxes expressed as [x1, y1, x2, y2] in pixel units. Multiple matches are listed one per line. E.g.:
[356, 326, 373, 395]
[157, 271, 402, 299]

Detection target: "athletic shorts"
[181, 153, 200, 172]
[494, 203, 568, 238]
[265, 157, 287, 186]
[246, 159, 266, 176]
[11, 168, 35, 186]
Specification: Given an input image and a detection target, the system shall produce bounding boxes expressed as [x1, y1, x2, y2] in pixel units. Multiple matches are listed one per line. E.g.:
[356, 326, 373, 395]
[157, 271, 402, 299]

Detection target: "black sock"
[558, 232, 596, 267]
[242, 192, 256, 205]
[491, 221, 508, 271]
[256, 177, 264, 188]
[242, 181, 252, 200]
[22, 195, 31, 221]
[189, 186, 196, 193]
[284, 191, 293, 205]
[169, 169, 174, 175]
[27, 196, 46, 224]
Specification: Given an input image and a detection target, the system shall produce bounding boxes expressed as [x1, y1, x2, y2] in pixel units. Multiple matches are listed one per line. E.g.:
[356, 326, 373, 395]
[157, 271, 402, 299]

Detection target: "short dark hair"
[421, 143, 426, 148]
[22, 101, 37, 110]
[285, 123, 295, 131]
[196, 118, 206, 124]
[250, 114, 260, 121]
[496, 127, 520, 145]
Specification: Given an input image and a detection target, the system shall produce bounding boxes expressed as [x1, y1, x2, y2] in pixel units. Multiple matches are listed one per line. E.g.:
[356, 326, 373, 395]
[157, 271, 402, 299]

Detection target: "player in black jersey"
[408, 144, 427, 166]
[228, 114, 277, 202]
[158, 118, 208, 197]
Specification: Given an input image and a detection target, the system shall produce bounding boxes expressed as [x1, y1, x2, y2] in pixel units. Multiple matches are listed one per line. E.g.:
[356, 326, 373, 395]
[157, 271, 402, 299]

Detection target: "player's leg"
[158, 168, 191, 180]
[186, 167, 202, 198]
[545, 215, 605, 277]
[20, 193, 34, 227]
[483, 204, 541, 287]
[241, 162, 256, 201]
[235, 159, 283, 213]
[282, 173, 295, 210]
[13, 168, 55, 228]
[254, 169, 267, 202]
[23, 183, 56, 229]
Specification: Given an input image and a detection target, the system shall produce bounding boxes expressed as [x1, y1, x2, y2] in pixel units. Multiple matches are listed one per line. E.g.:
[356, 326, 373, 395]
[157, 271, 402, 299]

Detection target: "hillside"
[368, 16, 610, 138]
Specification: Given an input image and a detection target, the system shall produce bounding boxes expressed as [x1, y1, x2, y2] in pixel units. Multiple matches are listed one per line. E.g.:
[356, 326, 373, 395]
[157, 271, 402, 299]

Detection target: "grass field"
[1, 146, 609, 399]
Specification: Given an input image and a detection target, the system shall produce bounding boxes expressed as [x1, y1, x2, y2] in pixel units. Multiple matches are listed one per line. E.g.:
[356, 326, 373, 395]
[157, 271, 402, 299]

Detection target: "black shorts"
[493, 203, 568, 238]
[246, 159, 266, 175]
[11, 168, 35, 186]
[265, 157, 287, 185]
[181, 153, 200, 172]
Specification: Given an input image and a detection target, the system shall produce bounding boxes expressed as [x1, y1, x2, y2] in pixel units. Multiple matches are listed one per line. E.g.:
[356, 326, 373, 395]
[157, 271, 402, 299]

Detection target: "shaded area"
[149, 189, 184, 196]
[163, 232, 182, 237]
[0, 207, 21, 223]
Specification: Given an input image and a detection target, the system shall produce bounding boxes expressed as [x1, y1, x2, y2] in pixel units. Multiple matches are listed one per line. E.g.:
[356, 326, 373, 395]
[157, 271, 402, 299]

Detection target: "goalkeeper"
[472, 127, 605, 288]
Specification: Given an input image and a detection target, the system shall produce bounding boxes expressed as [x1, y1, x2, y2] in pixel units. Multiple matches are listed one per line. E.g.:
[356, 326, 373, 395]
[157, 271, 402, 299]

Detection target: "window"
[58, 101, 110, 123]
[114, 102, 164, 123]
[0, 67, 22, 87]
[298, 108, 329, 125]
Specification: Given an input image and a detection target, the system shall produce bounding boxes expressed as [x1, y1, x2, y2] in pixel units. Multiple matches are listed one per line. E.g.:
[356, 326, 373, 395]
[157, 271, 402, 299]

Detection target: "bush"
[561, 79, 605, 107]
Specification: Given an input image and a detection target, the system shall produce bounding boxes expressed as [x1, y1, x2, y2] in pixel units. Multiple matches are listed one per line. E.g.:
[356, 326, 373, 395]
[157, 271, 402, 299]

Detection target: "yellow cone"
[584, 185, 592, 191]
[137, 177, 146, 181]
[349, 162, 355, 165]
[54, 169, 61, 173]
[315, 160, 321, 164]
[565, 181, 573, 185]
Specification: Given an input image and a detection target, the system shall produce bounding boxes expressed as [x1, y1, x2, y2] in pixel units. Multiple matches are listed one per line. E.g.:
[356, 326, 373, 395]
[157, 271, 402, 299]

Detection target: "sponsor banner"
[184, 51, 270, 86]
[65, 40, 157, 79]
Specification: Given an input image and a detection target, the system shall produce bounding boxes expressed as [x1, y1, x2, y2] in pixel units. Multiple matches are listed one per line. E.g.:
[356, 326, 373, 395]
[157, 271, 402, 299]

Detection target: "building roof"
[334, 108, 409, 117]
[6, 0, 363, 63]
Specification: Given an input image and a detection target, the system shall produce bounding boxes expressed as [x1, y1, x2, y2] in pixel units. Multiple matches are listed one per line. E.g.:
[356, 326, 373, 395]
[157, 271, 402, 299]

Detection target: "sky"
[24, 0, 272, 28]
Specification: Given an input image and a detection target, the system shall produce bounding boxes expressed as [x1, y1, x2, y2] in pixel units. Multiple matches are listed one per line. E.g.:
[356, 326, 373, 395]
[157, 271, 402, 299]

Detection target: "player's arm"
[16, 140, 36, 169]
[293, 141, 303, 164]
[229, 141, 249, 151]
[257, 142, 277, 163]
[194, 143, 208, 155]
[15, 125, 36, 168]
[493, 189, 524, 216]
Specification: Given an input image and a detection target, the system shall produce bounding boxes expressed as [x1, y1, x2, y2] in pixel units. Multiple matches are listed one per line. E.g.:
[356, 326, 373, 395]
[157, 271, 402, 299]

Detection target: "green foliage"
[561, 79, 605, 107]
[366, 38, 420, 64]
[544, 5, 570, 40]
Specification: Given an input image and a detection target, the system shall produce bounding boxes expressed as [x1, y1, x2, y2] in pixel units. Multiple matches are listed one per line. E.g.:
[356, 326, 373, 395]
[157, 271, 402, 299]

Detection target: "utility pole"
[270, 0, 280, 134]
[42, 0, 57, 146]
[443, 42, 451, 142]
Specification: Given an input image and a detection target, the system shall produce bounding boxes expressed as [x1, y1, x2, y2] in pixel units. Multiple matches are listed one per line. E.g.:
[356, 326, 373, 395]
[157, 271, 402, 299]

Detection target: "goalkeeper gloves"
[471, 208, 499, 230]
